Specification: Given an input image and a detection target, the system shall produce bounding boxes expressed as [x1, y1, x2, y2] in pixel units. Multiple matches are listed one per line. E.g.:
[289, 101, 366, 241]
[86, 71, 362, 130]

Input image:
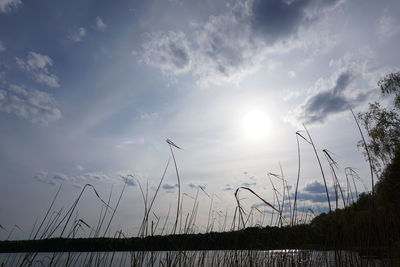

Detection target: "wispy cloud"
[95, 16, 106, 31]
[0, 41, 5, 52]
[377, 12, 400, 39]
[16, 52, 60, 88]
[142, 31, 192, 75]
[0, 0, 21, 13]
[241, 182, 256, 187]
[68, 27, 87, 42]
[0, 84, 61, 125]
[32, 170, 137, 188]
[33, 171, 76, 187]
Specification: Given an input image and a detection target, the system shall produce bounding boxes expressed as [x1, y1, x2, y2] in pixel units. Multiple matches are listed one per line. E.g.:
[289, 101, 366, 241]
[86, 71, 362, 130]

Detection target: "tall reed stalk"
[303, 124, 332, 212]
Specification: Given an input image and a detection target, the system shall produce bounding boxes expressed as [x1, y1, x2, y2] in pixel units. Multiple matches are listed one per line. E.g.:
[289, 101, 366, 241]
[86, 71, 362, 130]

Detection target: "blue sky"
[1, 0, 400, 239]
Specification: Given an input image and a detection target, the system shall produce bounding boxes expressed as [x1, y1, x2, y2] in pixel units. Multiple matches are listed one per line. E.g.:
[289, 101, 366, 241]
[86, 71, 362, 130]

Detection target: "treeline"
[0, 225, 319, 253]
[310, 146, 400, 253]
[0, 147, 398, 255]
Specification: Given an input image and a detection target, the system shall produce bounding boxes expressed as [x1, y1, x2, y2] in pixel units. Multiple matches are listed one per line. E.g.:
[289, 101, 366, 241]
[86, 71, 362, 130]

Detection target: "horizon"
[1, 0, 400, 240]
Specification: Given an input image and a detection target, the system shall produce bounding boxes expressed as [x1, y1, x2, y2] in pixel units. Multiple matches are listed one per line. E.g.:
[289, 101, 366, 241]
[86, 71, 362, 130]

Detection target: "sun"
[241, 109, 270, 140]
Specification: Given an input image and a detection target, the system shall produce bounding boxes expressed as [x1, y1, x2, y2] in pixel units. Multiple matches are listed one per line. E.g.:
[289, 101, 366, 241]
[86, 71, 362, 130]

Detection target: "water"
[0, 250, 390, 266]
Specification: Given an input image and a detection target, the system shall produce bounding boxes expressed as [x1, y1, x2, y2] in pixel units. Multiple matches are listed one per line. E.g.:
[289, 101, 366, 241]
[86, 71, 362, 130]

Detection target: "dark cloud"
[123, 177, 137, 187]
[142, 0, 344, 85]
[293, 181, 339, 203]
[295, 191, 333, 203]
[188, 183, 198, 189]
[296, 204, 329, 215]
[162, 183, 178, 190]
[251, 202, 267, 209]
[251, 0, 343, 40]
[303, 181, 326, 194]
[296, 71, 370, 124]
[223, 186, 234, 191]
[251, 0, 310, 41]
[52, 174, 68, 182]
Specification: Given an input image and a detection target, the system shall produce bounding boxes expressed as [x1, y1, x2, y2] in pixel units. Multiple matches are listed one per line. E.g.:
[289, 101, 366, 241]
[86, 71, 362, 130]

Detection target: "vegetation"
[1, 73, 400, 266]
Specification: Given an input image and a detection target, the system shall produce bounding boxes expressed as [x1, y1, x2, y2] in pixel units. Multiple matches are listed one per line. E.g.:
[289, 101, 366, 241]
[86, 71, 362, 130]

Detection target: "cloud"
[124, 177, 137, 187]
[76, 165, 84, 171]
[251, 202, 267, 209]
[295, 71, 367, 124]
[32, 172, 56, 186]
[241, 182, 256, 187]
[250, 0, 341, 42]
[188, 183, 198, 189]
[162, 183, 178, 190]
[32, 171, 75, 186]
[141, 0, 344, 85]
[81, 172, 110, 181]
[303, 181, 326, 194]
[293, 181, 339, 204]
[139, 111, 158, 120]
[0, 41, 5, 52]
[190, 5, 266, 85]
[288, 71, 297, 78]
[68, 27, 87, 42]
[223, 187, 234, 191]
[95, 16, 106, 31]
[32, 170, 135, 187]
[52, 173, 69, 182]
[296, 204, 329, 215]
[0, 84, 61, 125]
[377, 12, 400, 39]
[142, 31, 192, 75]
[0, 0, 21, 13]
[16, 52, 60, 88]
[287, 55, 384, 126]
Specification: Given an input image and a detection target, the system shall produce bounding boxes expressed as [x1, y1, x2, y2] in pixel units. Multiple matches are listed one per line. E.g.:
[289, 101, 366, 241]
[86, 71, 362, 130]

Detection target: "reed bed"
[0, 125, 398, 266]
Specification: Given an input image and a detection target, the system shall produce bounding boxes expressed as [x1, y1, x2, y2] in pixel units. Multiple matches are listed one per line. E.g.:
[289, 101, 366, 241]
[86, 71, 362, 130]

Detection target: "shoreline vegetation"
[1, 72, 400, 265]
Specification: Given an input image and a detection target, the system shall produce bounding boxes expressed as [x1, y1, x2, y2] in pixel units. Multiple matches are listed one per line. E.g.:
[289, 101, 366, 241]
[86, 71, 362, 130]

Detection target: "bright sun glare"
[241, 109, 270, 140]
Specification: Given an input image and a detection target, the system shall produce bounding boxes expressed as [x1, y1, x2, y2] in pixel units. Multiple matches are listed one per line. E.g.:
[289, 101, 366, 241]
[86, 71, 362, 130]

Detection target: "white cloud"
[68, 27, 87, 42]
[141, 0, 344, 86]
[0, 0, 21, 13]
[142, 31, 192, 75]
[191, 5, 266, 86]
[95, 16, 106, 31]
[0, 41, 5, 52]
[16, 52, 60, 88]
[288, 71, 297, 78]
[0, 84, 61, 125]
[32, 169, 138, 188]
[377, 13, 400, 39]
[76, 165, 84, 171]
[139, 111, 158, 120]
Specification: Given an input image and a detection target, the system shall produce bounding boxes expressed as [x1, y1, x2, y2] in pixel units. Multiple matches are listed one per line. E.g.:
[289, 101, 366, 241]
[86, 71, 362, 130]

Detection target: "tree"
[357, 72, 400, 175]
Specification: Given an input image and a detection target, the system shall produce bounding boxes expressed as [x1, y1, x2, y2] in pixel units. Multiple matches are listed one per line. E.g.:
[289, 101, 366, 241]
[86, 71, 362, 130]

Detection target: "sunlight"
[241, 109, 270, 140]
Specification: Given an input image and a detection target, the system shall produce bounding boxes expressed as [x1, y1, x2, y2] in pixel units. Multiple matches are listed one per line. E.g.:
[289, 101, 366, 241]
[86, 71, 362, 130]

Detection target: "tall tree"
[357, 72, 400, 175]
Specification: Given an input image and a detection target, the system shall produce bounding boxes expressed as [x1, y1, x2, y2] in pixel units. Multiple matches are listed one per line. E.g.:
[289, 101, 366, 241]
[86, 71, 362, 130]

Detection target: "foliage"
[357, 72, 400, 174]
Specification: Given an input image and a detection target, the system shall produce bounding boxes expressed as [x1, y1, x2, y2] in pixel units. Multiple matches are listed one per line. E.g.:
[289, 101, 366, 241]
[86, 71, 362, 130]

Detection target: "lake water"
[0, 250, 390, 266]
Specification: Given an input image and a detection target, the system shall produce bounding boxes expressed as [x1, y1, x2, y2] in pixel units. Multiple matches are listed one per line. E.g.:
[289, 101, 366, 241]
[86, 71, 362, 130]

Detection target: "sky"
[1, 0, 400, 239]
